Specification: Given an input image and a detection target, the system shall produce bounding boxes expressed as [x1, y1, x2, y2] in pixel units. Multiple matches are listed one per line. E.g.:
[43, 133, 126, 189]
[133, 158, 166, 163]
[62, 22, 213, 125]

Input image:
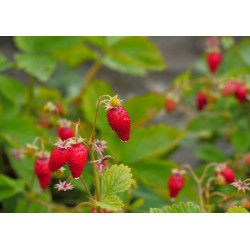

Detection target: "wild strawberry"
[168, 169, 185, 198]
[67, 138, 88, 178]
[221, 81, 238, 96]
[207, 51, 222, 74]
[165, 99, 176, 113]
[215, 165, 235, 184]
[246, 154, 250, 166]
[105, 95, 131, 142]
[235, 83, 248, 102]
[34, 152, 51, 189]
[58, 119, 74, 141]
[91, 207, 112, 213]
[196, 92, 207, 111]
[49, 139, 69, 172]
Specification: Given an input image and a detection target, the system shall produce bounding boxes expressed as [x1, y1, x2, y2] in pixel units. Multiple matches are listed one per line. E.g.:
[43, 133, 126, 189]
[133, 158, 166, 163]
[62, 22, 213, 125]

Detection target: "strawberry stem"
[80, 175, 93, 199]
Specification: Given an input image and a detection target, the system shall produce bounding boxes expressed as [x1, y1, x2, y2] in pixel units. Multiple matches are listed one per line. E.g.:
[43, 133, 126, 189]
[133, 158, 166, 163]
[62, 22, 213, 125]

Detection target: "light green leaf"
[95, 195, 123, 211]
[195, 143, 225, 163]
[108, 37, 166, 71]
[106, 36, 124, 47]
[0, 52, 13, 72]
[103, 37, 166, 76]
[220, 37, 235, 49]
[14, 36, 83, 52]
[150, 202, 205, 213]
[227, 206, 249, 213]
[104, 164, 132, 195]
[15, 53, 56, 82]
[150, 208, 163, 213]
[0, 174, 25, 201]
[123, 93, 166, 129]
[103, 54, 146, 76]
[82, 36, 106, 49]
[53, 44, 99, 67]
[0, 75, 26, 103]
[103, 124, 184, 165]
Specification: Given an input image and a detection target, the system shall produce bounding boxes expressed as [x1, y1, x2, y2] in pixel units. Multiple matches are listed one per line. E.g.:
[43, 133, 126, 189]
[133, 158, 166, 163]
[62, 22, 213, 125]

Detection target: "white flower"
[54, 180, 74, 191]
[231, 180, 250, 193]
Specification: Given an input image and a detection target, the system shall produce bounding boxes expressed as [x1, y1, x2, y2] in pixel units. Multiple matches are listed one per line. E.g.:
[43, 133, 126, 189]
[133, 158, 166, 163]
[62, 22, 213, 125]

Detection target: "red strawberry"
[215, 166, 235, 184]
[49, 141, 68, 172]
[168, 170, 185, 198]
[196, 92, 207, 111]
[221, 81, 238, 96]
[58, 127, 74, 141]
[246, 154, 250, 166]
[165, 99, 176, 113]
[91, 207, 112, 213]
[34, 153, 51, 189]
[235, 83, 247, 102]
[207, 51, 222, 74]
[107, 106, 131, 142]
[67, 143, 88, 178]
[57, 119, 74, 140]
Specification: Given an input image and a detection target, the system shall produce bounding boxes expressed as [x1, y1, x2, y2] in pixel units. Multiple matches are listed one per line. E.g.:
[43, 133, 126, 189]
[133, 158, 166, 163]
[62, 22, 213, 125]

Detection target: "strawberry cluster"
[49, 138, 88, 179]
[221, 81, 248, 102]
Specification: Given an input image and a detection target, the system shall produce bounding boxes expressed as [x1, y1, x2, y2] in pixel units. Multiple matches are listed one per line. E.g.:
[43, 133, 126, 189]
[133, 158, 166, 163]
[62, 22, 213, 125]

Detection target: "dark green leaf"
[0, 174, 25, 201]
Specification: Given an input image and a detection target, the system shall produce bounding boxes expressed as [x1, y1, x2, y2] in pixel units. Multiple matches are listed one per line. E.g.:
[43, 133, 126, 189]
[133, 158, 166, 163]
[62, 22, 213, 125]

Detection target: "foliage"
[150, 202, 205, 213]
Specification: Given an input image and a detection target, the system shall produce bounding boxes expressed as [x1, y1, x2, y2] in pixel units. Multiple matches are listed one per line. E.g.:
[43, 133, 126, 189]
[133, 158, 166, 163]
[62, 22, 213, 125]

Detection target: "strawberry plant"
[0, 36, 249, 213]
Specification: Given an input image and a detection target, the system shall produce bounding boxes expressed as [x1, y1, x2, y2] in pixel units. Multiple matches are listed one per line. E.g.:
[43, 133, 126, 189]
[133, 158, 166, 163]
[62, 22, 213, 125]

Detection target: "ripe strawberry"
[34, 153, 51, 189]
[168, 170, 185, 198]
[196, 92, 207, 111]
[235, 83, 247, 102]
[91, 207, 112, 213]
[58, 119, 74, 141]
[221, 81, 238, 96]
[215, 166, 235, 184]
[246, 154, 250, 166]
[207, 51, 222, 74]
[165, 99, 176, 113]
[67, 143, 88, 178]
[107, 106, 131, 142]
[49, 140, 69, 172]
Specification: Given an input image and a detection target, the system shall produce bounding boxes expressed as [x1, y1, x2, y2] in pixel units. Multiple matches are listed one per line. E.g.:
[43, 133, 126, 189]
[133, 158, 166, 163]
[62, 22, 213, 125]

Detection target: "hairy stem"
[80, 176, 93, 199]
[72, 202, 92, 213]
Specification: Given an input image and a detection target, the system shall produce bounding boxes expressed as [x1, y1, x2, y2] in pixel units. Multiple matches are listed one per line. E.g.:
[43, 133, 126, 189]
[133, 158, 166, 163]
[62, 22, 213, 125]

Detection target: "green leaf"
[53, 44, 99, 67]
[104, 124, 184, 165]
[104, 164, 132, 195]
[2, 116, 41, 145]
[231, 131, 250, 152]
[15, 53, 56, 82]
[227, 206, 249, 213]
[195, 143, 225, 163]
[82, 36, 106, 49]
[103, 54, 146, 76]
[0, 75, 26, 103]
[150, 202, 205, 213]
[95, 195, 123, 211]
[14, 36, 83, 52]
[0, 174, 25, 201]
[103, 37, 166, 76]
[150, 208, 163, 213]
[124, 93, 166, 129]
[0, 52, 13, 72]
[220, 37, 235, 49]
